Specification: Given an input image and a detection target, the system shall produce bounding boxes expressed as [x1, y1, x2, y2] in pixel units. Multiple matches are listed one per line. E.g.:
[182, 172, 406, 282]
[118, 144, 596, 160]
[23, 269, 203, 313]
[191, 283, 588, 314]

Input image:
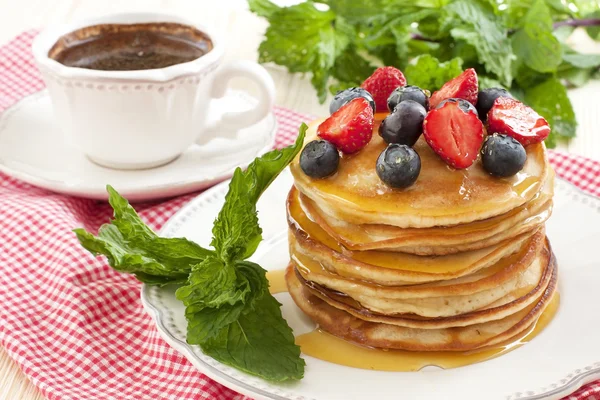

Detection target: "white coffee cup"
[32, 13, 275, 170]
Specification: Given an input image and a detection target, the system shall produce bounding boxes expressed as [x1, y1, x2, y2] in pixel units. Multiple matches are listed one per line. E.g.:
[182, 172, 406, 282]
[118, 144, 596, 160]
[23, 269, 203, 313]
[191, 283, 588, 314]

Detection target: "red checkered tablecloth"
[0, 31, 599, 400]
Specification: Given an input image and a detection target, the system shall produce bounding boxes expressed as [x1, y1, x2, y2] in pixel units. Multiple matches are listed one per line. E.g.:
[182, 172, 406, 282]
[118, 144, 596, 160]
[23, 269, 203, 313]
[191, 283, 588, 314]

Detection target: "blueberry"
[300, 140, 340, 179]
[387, 85, 429, 112]
[437, 98, 478, 115]
[481, 134, 526, 177]
[379, 100, 426, 147]
[329, 87, 375, 114]
[376, 144, 421, 188]
[476, 88, 512, 122]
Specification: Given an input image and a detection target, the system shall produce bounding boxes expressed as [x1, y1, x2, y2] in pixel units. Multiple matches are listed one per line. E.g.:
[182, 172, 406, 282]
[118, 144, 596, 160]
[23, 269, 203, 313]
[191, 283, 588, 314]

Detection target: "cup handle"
[196, 60, 275, 145]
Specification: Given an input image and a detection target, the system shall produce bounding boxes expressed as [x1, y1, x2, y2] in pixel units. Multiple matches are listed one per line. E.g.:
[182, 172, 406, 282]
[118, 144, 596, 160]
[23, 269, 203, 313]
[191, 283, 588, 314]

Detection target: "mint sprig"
[75, 124, 307, 381]
[249, 0, 600, 147]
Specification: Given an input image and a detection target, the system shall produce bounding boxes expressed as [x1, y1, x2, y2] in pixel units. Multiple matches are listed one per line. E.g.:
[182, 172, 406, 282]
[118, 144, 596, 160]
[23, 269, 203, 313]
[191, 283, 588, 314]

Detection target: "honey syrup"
[267, 269, 560, 371]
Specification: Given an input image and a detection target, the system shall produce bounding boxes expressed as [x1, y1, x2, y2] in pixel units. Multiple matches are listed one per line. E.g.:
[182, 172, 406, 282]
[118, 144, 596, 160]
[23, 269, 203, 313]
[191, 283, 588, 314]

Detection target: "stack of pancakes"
[285, 119, 557, 352]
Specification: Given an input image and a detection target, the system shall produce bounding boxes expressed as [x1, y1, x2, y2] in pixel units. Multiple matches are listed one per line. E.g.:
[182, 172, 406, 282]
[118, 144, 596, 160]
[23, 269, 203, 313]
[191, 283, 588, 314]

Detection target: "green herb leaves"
[75, 124, 307, 381]
[211, 124, 308, 261]
[201, 270, 304, 381]
[446, 0, 513, 86]
[405, 55, 463, 91]
[176, 125, 307, 381]
[74, 186, 213, 286]
[250, 0, 352, 102]
[250, 0, 600, 148]
[524, 78, 577, 146]
[512, 0, 562, 73]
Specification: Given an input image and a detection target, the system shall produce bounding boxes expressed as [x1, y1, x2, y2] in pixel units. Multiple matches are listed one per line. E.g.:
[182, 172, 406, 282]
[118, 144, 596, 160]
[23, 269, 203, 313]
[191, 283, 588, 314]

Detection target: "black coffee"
[49, 22, 213, 71]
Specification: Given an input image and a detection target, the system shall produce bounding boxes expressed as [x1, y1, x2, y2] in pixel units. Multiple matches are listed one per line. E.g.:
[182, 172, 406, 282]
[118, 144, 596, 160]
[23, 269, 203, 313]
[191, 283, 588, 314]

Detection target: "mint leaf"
[562, 52, 600, 68]
[177, 128, 306, 380]
[74, 186, 212, 285]
[479, 75, 506, 89]
[247, 0, 279, 18]
[211, 124, 306, 262]
[321, 0, 395, 23]
[255, 1, 351, 102]
[524, 77, 577, 146]
[176, 257, 248, 308]
[512, 0, 562, 73]
[404, 54, 463, 91]
[585, 10, 600, 40]
[560, 67, 594, 87]
[329, 46, 376, 94]
[176, 258, 271, 344]
[446, 0, 513, 86]
[76, 125, 308, 382]
[201, 265, 304, 382]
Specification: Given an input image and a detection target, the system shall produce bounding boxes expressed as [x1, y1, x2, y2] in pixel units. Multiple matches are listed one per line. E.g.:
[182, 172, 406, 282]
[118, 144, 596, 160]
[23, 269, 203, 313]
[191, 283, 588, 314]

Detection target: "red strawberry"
[430, 68, 478, 109]
[317, 97, 374, 154]
[361, 66, 407, 113]
[487, 97, 550, 145]
[423, 98, 484, 169]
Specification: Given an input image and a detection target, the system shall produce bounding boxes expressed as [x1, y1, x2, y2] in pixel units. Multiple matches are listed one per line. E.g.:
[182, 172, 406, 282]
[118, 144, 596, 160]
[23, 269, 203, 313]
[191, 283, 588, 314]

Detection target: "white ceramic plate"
[141, 169, 600, 400]
[0, 89, 276, 201]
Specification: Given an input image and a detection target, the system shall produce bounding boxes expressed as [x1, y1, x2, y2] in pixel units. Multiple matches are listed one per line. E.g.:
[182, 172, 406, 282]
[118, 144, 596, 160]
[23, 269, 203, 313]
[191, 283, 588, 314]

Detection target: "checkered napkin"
[0, 31, 599, 400]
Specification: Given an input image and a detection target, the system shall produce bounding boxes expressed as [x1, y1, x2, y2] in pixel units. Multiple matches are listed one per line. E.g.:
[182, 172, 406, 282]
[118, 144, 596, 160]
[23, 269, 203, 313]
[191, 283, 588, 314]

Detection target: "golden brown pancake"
[297, 240, 554, 328]
[290, 119, 548, 229]
[286, 255, 558, 351]
[296, 173, 553, 254]
[288, 187, 543, 286]
[292, 232, 546, 317]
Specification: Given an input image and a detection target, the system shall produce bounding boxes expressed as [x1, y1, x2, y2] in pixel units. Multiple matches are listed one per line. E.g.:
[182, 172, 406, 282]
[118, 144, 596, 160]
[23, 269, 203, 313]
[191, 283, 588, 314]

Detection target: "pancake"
[285, 257, 558, 351]
[293, 232, 546, 317]
[288, 188, 542, 286]
[297, 172, 554, 254]
[297, 239, 554, 328]
[290, 119, 549, 229]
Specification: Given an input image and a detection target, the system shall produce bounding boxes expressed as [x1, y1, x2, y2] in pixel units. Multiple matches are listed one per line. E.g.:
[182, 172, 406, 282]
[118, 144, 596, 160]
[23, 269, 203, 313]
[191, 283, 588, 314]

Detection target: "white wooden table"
[0, 1, 599, 399]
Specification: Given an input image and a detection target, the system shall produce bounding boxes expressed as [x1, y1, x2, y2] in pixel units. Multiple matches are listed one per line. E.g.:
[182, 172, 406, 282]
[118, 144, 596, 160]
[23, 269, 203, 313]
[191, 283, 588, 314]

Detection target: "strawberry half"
[487, 97, 550, 145]
[317, 97, 374, 154]
[423, 98, 484, 169]
[361, 66, 407, 113]
[430, 68, 478, 109]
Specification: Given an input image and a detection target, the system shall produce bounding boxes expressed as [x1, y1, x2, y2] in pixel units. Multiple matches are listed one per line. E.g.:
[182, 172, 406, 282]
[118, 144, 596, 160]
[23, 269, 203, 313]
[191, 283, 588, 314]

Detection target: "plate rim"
[0, 89, 277, 201]
[141, 175, 600, 400]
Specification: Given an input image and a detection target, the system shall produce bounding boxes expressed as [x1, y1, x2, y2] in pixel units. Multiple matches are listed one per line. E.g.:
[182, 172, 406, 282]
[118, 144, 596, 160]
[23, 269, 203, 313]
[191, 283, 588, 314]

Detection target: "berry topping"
[361, 66, 407, 113]
[317, 97, 374, 154]
[376, 144, 421, 188]
[330, 87, 376, 115]
[429, 68, 478, 109]
[379, 100, 427, 146]
[387, 85, 430, 112]
[487, 97, 550, 146]
[481, 134, 526, 177]
[423, 98, 484, 169]
[437, 98, 478, 115]
[476, 87, 512, 122]
[300, 140, 340, 179]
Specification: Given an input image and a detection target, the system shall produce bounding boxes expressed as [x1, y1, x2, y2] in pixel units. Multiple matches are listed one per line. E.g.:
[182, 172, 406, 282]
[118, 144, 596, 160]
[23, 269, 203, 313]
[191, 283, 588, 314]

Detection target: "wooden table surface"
[1, 1, 599, 399]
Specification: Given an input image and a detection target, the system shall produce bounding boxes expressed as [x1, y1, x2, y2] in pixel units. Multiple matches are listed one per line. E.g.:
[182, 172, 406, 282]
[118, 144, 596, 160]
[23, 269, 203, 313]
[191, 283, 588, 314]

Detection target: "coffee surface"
[49, 22, 212, 71]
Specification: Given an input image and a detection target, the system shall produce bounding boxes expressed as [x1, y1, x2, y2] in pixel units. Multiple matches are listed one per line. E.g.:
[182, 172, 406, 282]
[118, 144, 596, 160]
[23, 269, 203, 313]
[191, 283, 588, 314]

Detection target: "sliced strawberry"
[487, 97, 550, 145]
[423, 99, 484, 169]
[430, 68, 478, 109]
[317, 97, 374, 154]
[361, 66, 406, 113]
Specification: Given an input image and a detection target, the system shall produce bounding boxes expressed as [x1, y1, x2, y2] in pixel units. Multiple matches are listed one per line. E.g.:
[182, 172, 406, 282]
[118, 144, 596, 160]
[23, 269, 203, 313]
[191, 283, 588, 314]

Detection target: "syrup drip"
[267, 270, 560, 372]
[267, 269, 289, 294]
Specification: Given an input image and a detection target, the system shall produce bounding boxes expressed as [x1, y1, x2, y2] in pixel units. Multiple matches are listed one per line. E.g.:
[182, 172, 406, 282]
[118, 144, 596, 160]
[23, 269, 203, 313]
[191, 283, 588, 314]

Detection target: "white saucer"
[0, 90, 276, 201]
